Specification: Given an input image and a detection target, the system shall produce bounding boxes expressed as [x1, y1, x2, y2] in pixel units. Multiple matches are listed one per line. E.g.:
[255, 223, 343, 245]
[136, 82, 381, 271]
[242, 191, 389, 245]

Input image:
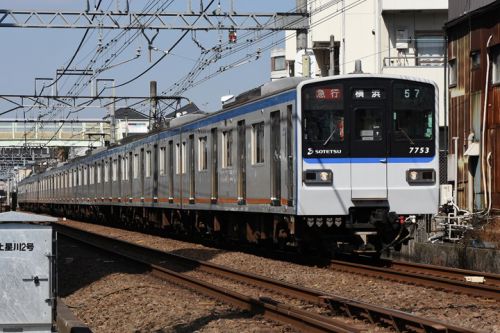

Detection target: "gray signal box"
[0, 211, 58, 333]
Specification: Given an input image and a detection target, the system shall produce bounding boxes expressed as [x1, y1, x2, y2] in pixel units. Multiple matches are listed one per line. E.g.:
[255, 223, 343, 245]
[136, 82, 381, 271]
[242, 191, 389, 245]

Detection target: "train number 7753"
[409, 147, 429, 154]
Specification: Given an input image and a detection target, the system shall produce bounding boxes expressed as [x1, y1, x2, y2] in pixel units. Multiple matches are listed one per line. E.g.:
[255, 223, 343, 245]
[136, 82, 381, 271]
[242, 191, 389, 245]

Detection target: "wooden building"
[445, 0, 500, 212]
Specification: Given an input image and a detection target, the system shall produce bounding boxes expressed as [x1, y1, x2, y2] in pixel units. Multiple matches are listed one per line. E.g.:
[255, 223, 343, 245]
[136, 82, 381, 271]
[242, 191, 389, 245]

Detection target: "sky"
[0, 0, 296, 120]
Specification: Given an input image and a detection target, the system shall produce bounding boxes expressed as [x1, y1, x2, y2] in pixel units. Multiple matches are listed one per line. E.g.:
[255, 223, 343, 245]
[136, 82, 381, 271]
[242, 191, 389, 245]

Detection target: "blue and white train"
[18, 74, 439, 254]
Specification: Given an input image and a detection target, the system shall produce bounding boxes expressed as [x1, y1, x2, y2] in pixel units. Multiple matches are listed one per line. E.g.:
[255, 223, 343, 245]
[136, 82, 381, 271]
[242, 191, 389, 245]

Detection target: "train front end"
[296, 75, 439, 254]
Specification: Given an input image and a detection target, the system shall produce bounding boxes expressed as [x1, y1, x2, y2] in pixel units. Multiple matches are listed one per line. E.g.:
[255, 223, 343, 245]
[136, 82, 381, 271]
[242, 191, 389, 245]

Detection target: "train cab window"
[222, 130, 233, 168]
[145, 151, 152, 178]
[198, 137, 208, 171]
[354, 109, 383, 141]
[252, 122, 265, 164]
[392, 83, 434, 142]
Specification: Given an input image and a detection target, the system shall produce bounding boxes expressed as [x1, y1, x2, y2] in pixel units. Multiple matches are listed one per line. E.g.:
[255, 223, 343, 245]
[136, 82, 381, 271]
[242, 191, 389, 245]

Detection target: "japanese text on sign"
[352, 88, 385, 100]
[315, 88, 342, 100]
[0, 242, 34, 251]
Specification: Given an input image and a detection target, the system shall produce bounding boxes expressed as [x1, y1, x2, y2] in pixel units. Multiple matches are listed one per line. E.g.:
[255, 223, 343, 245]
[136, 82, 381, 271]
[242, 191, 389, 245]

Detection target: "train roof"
[19, 74, 438, 184]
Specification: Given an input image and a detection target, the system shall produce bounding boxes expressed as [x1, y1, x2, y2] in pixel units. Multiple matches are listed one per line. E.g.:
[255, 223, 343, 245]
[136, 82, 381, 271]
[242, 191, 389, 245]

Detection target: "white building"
[113, 107, 149, 141]
[278, 0, 448, 126]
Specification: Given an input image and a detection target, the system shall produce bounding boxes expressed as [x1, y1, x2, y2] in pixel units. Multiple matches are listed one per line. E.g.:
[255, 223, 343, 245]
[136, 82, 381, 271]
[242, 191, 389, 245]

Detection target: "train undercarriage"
[20, 203, 420, 256]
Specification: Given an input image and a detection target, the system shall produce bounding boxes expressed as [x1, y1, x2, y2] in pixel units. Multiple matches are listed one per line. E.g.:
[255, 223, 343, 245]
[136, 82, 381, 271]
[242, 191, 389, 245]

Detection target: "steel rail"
[330, 260, 500, 301]
[55, 223, 483, 333]
[55, 224, 361, 333]
[386, 260, 500, 288]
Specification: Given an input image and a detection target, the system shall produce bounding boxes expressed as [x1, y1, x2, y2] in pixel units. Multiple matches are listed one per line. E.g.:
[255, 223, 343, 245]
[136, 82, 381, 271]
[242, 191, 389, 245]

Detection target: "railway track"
[329, 259, 500, 301]
[55, 223, 483, 333]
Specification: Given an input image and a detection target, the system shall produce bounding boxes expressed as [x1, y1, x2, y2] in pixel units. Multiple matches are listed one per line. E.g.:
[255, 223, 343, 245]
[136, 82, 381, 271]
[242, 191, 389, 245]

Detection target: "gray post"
[296, 0, 308, 51]
[329, 35, 335, 76]
[149, 81, 158, 131]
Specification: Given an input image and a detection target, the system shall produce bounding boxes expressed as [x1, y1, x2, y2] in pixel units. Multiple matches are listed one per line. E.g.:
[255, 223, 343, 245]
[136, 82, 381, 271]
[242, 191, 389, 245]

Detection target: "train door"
[117, 157, 122, 199]
[237, 120, 246, 204]
[270, 111, 281, 206]
[286, 105, 293, 206]
[128, 152, 133, 199]
[189, 134, 195, 203]
[350, 100, 388, 199]
[140, 148, 145, 199]
[168, 140, 174, 202]
[153, 144, 158, 200]
[211, 128, 218, 203]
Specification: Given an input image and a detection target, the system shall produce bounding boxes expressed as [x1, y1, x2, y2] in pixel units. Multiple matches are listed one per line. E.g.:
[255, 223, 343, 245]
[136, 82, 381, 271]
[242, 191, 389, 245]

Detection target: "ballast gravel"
[58, 219, 499, 333]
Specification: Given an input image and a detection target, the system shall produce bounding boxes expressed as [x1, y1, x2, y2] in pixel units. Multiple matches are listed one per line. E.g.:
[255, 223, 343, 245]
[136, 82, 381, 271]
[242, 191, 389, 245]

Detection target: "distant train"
[18, 74, 439, 254]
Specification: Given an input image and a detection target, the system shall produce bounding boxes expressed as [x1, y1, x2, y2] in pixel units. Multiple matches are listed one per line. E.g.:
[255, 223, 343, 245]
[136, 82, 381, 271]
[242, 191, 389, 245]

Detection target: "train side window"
[176, 143, 181, 175]
[159, 147, 166, 175]
[181, 142, 187, 174]
[104, 161, 109, 182]
[112, 159, 118, 181]
[222, 130, 233, 168]
[122, 156, 128, 180]
[133, 154, 139, 179]
[198, 136, 208, 171]
[252, 122, 265, 164]
[145, 151, 152, 178]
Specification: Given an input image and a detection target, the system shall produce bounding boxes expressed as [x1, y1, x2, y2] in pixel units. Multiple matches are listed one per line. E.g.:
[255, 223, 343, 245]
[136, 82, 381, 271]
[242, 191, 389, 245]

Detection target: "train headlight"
[306, 217, 315, 227]
[303, 170, 333, 185]
[315, 217, 324, 227]
[406, 169, 436, 185]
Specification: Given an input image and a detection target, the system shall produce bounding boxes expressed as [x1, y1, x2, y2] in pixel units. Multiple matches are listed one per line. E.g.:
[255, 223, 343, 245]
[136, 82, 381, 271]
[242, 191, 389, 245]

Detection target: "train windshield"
[392, 83, 434, 142]
[302, 84, 344, 146]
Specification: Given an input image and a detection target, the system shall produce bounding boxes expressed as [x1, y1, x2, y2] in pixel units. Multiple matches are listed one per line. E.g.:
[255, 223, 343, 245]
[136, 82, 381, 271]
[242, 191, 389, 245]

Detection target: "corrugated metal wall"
[446, 2, 500, 210]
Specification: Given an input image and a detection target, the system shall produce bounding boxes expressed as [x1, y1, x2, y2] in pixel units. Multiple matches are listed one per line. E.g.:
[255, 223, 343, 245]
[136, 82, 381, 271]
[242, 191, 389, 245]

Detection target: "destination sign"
[352, 88, 386, 100]
[315, 87, 342, 101]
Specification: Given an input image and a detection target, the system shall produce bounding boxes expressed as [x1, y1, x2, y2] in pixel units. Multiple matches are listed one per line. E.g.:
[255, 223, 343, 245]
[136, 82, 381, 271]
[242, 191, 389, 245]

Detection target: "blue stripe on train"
[303, 157, 434, 164]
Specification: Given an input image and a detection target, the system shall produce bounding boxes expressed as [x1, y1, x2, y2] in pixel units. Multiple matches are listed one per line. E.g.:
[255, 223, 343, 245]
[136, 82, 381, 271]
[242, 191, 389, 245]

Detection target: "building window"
[222, 130, 233, 168]
[252, 122, 265, 164]
[492, 47, 500, 85]
[471, 50, 481, 69]
[272, 55, 286, 71]
[133, 154, 139, 179]
[199, 136, 208, 171]
[415, 34, 445, 66]
[448, 59, 457, 86]
[159, 147, 166, 175]
[145, 151, 152, 178]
